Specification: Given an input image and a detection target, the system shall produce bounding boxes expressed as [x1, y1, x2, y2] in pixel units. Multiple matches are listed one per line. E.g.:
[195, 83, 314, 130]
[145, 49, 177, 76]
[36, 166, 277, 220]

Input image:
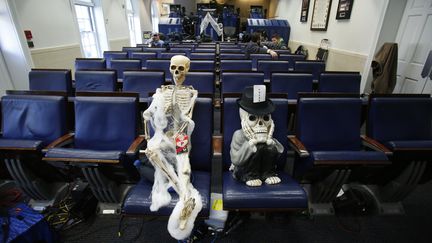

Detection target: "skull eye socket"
[263, 115, 270, 121]
[170, 65, 177, 70]
[178, 66, 185, 71]
[249, 115, 256, 121]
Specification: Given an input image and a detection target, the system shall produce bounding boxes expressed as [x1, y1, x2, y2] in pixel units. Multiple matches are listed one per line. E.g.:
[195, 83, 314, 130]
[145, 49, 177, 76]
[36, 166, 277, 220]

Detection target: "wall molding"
[30, 43, 81, 54]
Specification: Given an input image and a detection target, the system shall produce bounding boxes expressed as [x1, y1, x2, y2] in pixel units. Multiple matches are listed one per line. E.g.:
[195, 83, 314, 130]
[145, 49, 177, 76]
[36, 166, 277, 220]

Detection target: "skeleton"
[142, 55, 201, 240]
[230, 90, 284, 187]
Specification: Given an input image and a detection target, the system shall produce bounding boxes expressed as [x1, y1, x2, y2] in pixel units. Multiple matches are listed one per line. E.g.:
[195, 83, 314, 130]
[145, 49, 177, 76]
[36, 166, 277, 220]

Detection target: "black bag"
[295, 45, 308, 59]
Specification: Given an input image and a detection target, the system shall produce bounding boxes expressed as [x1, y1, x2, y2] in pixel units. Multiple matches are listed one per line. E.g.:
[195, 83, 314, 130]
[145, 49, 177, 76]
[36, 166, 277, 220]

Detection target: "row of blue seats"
[1, 91, 431, 216]
[29, 68, 361, 98]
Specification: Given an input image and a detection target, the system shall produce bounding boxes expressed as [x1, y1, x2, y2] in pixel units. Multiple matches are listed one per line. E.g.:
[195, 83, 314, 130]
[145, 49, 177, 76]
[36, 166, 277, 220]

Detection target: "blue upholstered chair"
[122, 47, 143, 58]
[184, 71, 215, 94]
[103, 51, 128, 68]
[122, 97, 213, 217]
[29, 69, 72, 94]
[294, 60, 326, 82]
[190, 60, 215, 71]
[160, 52, 186, 59]
[142, 47, 166, 57]
[0, 92, 69, 204]
[146, 59, 171, 81]
[220, 53, 246, 59]
[365, 95, 432, 207]
[257, 60, 290, 80]
[271, 73, 313, 100]
[110, 59, 142, 79]
[220, 60, 252, 72]
[222, 96, 307, 210]
[278, 54, 306, 70]
[220, 48, 242, 53]
[122, 70, 165, 99]
[318, 72, 361, 93]
[221, 72, 265, 94]
[289, 94, 389, 214]
[193, 48, 215, 53]
[131, 52, 157, 68]
[250, 53, 272, 69]
[75, 58, 106, 71]
[169, 47, 192, 56]
[75, 70, 117, 92]
[44, 94, 145, 206]
[190, 52, 216, 60]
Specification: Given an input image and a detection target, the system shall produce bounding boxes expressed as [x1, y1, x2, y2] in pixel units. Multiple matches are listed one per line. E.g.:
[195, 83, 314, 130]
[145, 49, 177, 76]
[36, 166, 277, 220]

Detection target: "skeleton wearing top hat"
[230, 85, 284, 186]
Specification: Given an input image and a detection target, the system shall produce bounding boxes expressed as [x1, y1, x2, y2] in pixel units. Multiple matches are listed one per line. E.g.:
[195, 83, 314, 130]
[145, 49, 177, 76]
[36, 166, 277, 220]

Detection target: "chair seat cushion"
[387, 140, 432, 150]
[45, 148, 124, 160]
[311, 151, 389, 164]
[122, 171, 210, 217]
[222, 172, 307, 210]
[0, 138, 43, 150]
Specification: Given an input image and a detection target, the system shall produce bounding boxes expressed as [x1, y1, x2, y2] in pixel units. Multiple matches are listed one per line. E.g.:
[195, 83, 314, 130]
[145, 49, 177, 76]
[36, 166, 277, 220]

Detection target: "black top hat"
[237, 86, 275, 115]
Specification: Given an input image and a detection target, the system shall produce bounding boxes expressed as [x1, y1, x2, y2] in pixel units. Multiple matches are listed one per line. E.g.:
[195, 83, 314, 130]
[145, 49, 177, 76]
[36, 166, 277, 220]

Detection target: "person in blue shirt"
[149, 33, 164, 47]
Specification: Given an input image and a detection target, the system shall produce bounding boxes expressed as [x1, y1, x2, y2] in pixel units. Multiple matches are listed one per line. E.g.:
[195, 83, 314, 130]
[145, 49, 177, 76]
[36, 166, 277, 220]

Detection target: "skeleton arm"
[230, 130, 257, 166]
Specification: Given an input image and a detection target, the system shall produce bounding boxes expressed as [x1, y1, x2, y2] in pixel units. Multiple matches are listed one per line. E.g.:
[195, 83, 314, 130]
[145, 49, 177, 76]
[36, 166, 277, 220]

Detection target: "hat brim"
[237, 98, 275, 116]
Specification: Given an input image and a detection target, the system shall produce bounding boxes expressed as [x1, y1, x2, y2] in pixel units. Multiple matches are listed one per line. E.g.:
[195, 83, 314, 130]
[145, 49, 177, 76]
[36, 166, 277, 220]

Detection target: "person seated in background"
[149, 33, 164, 47]
[245, 32, 278, 59]
[262, 33, 288, 50]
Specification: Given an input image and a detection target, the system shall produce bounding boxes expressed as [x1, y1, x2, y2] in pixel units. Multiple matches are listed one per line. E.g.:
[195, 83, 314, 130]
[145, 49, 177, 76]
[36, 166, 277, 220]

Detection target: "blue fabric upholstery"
[0, 139, 43, 150]
[294, 61, 326, 81]
[222, 172, 307, 209]
[220, 48, 242, 53]
[75, 58, 106, 70]
[122, 47, 143, 58]
[220, 60, 252, 71]
[189, 52, 216, 60]
[1, 95, 67, 146]
[190, 60, 215, 71]
[103, 51, 128, 68]
[122, 171, 210, 216]
[221, 72, 264, 94]
[123, 71, 165, 98]
[131, 52, 157, 68]
[250, 54, 272, 69]
[142, 47, 166, 57]
[296, 98, 362, 151]
[169, 48, 191, 56]
[257, 60, 290, 79]
[220, 53, 245, 59]
[45, 148, 123, 160]
[29, 69, 72, 93]
[160, 52, 186, 59]
[387, 140, 432, 150]
[146, 59, 171, 80]
[367, 97, 432, 143]
[319, 72, 361, 93]
[74, 96, 137, 151]
[75, 70, 117, 92]
[193, 48, 215, 53]
[184, 72, 215, 94]
[271, 73, 313, 99]
[110, 59, 142, 79]
[278, 54, 306, 70]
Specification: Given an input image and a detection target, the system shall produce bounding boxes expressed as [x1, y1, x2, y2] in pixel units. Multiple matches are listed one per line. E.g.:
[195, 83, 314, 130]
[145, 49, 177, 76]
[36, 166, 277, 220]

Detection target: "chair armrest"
[43, 133, 75, 153]
[361, 135, 393, 155]
[287, 135, 310, 157]
[126, 135, 147, 156]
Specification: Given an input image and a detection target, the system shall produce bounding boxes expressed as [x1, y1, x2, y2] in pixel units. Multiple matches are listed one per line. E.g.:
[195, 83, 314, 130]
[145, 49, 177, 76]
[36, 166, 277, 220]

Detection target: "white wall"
[102, 0, 130, 40]
[139, 0, 153, 32]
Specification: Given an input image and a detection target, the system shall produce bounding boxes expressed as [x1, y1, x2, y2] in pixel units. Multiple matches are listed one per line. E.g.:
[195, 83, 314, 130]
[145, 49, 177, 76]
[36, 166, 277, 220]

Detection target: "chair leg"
[81, 167, 120, 203]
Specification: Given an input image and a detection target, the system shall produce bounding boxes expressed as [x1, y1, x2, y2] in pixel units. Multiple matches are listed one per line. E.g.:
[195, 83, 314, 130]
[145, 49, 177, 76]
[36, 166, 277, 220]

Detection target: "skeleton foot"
[179, 197, 196, 230]
[265, 176, 281, 185]
[246, 179, 262, 187]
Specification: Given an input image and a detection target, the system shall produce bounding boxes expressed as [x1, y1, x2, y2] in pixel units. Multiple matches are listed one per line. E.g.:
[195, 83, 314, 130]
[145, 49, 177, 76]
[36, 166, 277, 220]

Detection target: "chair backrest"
[221, 72, 265, 93]
[184, 71, 215, 94]
[294, 61, 326, 81]
[296, 97, 362, 151]
[318, 72, 361, 93]
[220, 48, 242, 53]
[29, 69, 72, 93]
[122, 70, 165, 98]
[220, 60, 252, 72]
[122, 47, 143, 58]
[220, 53, 246, 59]
[271, 73, 313, 99]
[250, 53, 272, 69]
[142, 47, 166, 57]
[74, 96, 138, 151]
[169, 48, 192, 56]
[193, 48, 215, 53]
[190, 60, 215, 71]
[257, 60, 290, 79]
[146, 59, 171, 80]
[222, 97, 289, 170]
[75, 58, 106, 71]
[190, 52, 216, 60]
[110, 59, 142, 79]
[190, 97, 213, 172]
[367, 96, 432, 143]
[160, 52, 187, 59]
[278, 54, 306, 70]
[1, 94, 67, 146]
[103, 51, 128, 68]
[131, 52, 157, 68]
[75, 70, 117, 92]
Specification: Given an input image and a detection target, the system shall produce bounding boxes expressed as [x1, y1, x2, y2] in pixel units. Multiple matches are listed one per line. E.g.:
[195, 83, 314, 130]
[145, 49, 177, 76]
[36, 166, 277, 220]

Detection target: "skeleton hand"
[241, 119, 256, 141]
[248, 139, 258, 152]
[266, 138, 275, 146]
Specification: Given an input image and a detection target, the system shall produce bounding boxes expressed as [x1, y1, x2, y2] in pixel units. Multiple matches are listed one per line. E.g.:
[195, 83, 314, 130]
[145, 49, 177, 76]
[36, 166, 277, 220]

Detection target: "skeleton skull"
[239, 108, 273, 143]
[170, 55, 190, 85]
